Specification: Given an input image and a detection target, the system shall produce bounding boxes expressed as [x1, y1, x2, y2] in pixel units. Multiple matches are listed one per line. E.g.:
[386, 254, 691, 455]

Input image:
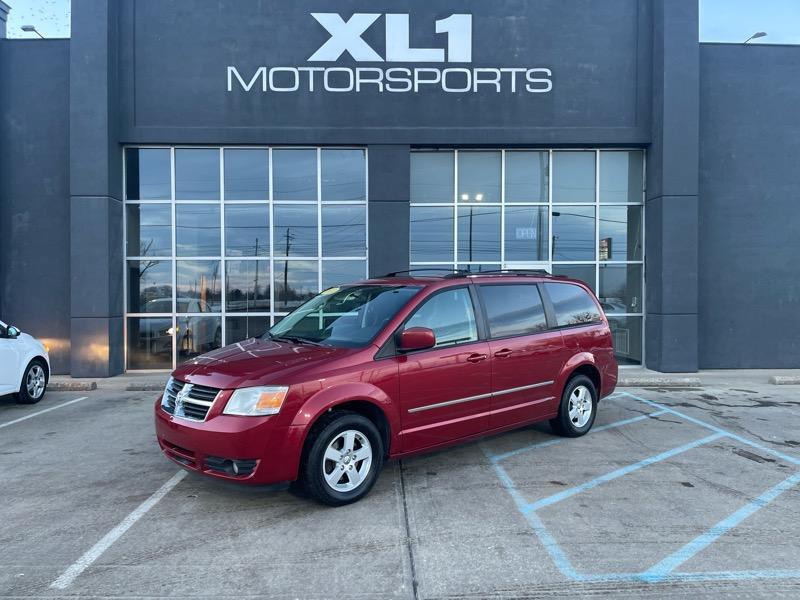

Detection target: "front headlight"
[223, 386, 289, 416]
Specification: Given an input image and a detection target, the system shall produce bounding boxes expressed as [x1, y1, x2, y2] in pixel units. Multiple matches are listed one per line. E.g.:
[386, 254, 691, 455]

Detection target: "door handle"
[494, 348, 513, 358]
[466, 353, 488, 363]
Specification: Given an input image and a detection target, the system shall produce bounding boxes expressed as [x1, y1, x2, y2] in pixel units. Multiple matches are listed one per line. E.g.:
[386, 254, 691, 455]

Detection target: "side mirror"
[398, 327, 436, 352]
[7, 326, 20, 338]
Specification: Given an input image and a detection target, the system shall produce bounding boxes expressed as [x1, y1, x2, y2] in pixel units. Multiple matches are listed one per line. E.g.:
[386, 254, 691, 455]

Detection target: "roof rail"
[381, 268, 469, 278]
[466, 269, 553, 277]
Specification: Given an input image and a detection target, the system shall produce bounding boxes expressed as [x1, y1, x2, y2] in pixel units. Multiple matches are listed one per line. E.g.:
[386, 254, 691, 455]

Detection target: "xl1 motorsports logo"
[227, 13, 553, 94]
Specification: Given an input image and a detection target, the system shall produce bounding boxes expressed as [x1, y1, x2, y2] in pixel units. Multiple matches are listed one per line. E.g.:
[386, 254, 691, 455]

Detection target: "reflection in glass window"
[551, 264, 596, 292]
[176, 260, 221, 312]
[128, 260, 172, 313]
[544, 283, 601, 326]
[273, 149, 317, 200]
[322, 260, 367, 289]
[225, 204, 269, 257]
[274, 260, 318, 311]
[126, 204, 171, 257]
[457, 206, 501, 262]
[600, 151, 644, 203]
[410, 206, 454, 263]
[225, 260, 270, 313]
[607, 315, 643, 365]
[176, 149, 220, 200]
[504, 206, 548, 262]
[552, 151, 595, 203]
[273, 204, 318, 257]
[322, 205, 366, 257]
[505, 151, 548, 202]
[127, 317, 173, 369]
[457, 264, 501, 273]
[224, 149, 268, 200]
[599, 264, 642, 313]
[177, 315, 222, 361]
[411, 152, 454, 202]
[552, 206, 595, 261]
[176, 204, 220, 256]
[125, 148, 171, 200]
[599, 205, 643, 261]
[458, 151, 501, 203]
[226, 316, 271, 345]
[406, 288, 478, 347]
[321, 149, 366, 200]
[480, 284, 548, 338]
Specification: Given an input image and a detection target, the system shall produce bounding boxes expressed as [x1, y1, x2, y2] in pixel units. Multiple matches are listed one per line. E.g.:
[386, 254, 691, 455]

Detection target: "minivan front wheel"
[550, 375, 597, 437]
[301, 411, 384, 506]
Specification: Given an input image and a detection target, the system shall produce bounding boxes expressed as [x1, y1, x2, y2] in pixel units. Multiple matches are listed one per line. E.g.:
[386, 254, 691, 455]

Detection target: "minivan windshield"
[266, 285, 422, 347]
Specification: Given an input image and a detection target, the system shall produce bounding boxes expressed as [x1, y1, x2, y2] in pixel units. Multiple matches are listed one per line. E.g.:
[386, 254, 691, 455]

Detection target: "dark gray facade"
[0, 0, 798, 375]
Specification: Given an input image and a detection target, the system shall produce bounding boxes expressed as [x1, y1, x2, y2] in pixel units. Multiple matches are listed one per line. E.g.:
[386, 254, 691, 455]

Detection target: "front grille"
[161, 379, 220, 422]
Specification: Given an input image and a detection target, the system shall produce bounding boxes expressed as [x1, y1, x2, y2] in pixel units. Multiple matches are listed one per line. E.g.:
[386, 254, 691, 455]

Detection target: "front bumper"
[154, 396, 306, 485]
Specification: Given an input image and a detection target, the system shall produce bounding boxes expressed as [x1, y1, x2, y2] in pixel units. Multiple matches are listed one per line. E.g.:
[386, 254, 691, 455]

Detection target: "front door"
[396, 287, 491, 452]
[477, 283, 565, 429]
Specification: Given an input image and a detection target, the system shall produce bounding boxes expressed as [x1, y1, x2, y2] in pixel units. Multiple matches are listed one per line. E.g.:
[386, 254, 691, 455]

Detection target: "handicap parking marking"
[0, 396, 89, 429]
[482, 390, 800, 584]
[49, 470, 187, 590]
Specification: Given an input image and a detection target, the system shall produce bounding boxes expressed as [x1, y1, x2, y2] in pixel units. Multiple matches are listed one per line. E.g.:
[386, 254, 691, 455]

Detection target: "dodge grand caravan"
[155, 270, 618, 505]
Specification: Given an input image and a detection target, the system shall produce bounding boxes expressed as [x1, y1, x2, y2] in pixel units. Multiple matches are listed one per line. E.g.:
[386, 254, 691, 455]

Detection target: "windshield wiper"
[269, 333, 323, 346]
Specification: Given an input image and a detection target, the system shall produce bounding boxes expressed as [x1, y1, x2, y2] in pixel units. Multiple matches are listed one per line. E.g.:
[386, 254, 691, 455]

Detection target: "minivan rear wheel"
[301, 411, 384, 506]
[550, 375, 597, 437]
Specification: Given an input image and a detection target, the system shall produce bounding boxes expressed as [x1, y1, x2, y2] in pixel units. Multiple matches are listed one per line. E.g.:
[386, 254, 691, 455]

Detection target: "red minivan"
[155, 270, 618, 505]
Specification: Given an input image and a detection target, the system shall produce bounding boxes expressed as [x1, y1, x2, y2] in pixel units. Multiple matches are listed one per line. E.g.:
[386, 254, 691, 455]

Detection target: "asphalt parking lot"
[1, 383, 799, 599]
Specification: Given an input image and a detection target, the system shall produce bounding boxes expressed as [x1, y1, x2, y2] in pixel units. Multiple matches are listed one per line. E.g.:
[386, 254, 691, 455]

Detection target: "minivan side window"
[480, 284, 547, 338]
[405, 288, 478, 348]
[545, 283, 602, 327]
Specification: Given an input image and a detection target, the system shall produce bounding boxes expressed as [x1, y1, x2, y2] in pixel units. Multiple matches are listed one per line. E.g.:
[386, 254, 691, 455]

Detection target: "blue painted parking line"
[488, 409, 669, 463]
[483, 390, 800, 584]
[521, 432, 724, 513]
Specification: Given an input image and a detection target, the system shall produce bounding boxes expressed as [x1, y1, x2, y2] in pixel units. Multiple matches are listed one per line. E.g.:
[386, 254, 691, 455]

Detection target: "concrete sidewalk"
[49, 368, 800, 393]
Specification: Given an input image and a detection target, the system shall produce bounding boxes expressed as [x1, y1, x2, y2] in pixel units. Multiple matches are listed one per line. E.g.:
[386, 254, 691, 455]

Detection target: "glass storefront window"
[410, 148, 644, 366]
[273, 149, 317, 200]
[599, 205, 643, 261]
[600, 150, 644, 203]
[322, 149, 366, 201]
[125, 148, 171, 200]
[176, 149, 220, 200]
[552, 151, 595, 203]
[608, 316, 643, 366]
[125, 146, 367, 370]
[225, 204, 269, 257]
[126, 204, 172, 257]
[224, 149, 268, 200]
[322, 205, 367, 257]
[410, 152, 454, 202]
[458, 151, 501, 203]
[176, 204, 220, 257]
[505, 151, 548, 203]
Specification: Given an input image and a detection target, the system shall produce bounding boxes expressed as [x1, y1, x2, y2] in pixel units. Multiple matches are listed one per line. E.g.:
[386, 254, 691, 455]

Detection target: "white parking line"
[0, 396, 89, 429]
[50, 470, 187, 590]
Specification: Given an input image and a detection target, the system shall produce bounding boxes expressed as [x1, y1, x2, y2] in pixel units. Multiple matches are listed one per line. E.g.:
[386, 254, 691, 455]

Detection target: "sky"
[4, 0, 800, 44]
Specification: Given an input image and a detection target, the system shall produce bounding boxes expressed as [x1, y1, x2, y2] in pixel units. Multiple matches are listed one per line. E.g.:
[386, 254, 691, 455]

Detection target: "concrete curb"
[618, 377, 702, 388]
[768, 376, 800, 385]
[125, 383, 166, 392]
[49, 380, 97, 392]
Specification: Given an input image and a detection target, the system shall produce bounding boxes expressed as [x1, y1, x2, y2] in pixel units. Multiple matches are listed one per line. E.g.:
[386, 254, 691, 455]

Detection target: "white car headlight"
[223, 386, 289, 416]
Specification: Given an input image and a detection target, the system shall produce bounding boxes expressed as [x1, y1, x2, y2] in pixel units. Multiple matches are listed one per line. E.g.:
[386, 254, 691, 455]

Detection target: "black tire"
[550, 374, 597, 438]
[300, 411, 384, 507]
[15, 359, 48, 405]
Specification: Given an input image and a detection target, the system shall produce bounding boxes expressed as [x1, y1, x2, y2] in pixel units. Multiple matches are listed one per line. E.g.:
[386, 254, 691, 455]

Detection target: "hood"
[172, 337, 360, 389]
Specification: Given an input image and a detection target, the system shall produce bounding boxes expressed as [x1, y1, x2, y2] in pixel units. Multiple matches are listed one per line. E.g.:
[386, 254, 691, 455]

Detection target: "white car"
[0, 320, 50, 404]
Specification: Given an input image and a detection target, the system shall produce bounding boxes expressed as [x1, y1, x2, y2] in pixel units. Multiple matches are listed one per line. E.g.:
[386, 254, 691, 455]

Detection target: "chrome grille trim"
[161, 378, 220, 422]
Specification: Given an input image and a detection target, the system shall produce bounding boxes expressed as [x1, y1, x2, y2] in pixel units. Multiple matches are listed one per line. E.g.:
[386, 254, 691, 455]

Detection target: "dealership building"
[0, 0, 798, 377]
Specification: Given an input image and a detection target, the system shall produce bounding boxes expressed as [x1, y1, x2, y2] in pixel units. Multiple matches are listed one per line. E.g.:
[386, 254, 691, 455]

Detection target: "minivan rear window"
[480, 284, 547, 338]
[545, 283, 602, 327]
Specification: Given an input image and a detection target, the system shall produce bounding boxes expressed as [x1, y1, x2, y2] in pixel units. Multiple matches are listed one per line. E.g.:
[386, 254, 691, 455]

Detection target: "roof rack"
[466, 269, 553, 277]
[381, 268, 469, 278]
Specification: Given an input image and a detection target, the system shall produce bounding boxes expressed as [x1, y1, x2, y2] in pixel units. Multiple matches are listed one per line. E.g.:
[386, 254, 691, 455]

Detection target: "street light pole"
[21, 25, 44, 38]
